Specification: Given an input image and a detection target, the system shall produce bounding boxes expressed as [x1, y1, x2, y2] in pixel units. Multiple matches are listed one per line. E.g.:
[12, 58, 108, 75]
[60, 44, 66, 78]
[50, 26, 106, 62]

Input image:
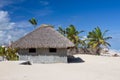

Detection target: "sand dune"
[0, 54, 120, 80]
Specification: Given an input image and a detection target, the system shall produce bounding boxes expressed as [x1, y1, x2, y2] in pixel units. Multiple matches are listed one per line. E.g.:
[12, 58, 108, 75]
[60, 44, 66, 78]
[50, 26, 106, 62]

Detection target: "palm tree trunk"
[96, 47, 101, 55]
[75, 47, 79, 53]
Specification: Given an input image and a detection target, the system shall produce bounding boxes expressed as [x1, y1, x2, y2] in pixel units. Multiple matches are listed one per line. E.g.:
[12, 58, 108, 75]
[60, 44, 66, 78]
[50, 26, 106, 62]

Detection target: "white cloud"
[0, 11, 15, 30]
[0, 10, 32, 45]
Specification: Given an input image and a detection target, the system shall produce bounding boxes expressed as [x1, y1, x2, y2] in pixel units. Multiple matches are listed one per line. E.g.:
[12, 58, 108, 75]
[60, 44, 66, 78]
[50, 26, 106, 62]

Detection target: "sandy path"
[0, 54, 120, 80]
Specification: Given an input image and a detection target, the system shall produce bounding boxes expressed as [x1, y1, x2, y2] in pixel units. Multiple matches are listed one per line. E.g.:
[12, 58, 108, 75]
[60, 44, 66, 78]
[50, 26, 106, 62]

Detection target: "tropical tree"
[57, 26, 66, 36]
[29, 18, 37, 29]
[87, 27, 112, 55]
[57, 25, 84, 52]
[66, 25, 84, 48]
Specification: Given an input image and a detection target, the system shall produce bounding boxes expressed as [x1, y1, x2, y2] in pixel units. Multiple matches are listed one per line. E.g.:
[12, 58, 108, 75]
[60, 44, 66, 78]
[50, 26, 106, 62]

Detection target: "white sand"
[0, 54, 120, 80]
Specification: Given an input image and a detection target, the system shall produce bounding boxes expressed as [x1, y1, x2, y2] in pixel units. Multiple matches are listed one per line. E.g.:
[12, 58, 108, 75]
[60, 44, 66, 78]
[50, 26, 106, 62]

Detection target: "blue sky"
[0, 0, 120, 50]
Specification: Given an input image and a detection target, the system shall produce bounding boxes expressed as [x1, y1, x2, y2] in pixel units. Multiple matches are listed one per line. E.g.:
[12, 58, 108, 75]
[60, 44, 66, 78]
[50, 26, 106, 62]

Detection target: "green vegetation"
[0, 46, 6, 60]
[57, 26, 66, 36]
[58, 26, 112, 55]
[87, 27, 112, 55]
[0, 19, 112, 61]
[28, 17, 112, 55]
[57, 25, 84, 52]
[29, 18, 37, 29]
[0, 47, 18, 61]
[6, 48, 19, 60]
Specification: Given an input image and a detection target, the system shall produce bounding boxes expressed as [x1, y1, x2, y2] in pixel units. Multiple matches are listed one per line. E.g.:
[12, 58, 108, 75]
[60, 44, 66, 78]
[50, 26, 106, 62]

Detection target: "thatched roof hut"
[11, 24, 74, 48]
[11, 24, 74, 63]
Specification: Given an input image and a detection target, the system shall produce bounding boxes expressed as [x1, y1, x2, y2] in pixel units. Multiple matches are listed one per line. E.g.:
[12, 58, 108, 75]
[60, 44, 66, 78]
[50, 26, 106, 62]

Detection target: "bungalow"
[11, 24, 74, 63]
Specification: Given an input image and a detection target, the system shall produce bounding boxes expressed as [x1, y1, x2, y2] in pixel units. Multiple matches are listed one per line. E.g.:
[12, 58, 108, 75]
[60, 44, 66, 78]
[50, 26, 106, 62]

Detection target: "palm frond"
[29, 18, 37, 29]
[104, 37, 112, 40]
[87, 26, 112, 50]
[103, 30, 109, 36]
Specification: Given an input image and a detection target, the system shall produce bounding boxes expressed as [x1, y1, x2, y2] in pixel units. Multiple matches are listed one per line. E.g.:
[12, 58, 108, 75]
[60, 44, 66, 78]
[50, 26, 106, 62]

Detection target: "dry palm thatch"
[11, 24, 74, 48]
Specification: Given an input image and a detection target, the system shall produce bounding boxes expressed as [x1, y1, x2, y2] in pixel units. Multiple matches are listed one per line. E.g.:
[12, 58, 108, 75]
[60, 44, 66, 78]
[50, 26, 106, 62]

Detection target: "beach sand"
[0, 54, 120, 80]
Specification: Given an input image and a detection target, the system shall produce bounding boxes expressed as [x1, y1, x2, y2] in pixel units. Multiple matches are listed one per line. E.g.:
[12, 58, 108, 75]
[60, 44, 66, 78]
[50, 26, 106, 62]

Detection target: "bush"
[0, 47, 19, 61]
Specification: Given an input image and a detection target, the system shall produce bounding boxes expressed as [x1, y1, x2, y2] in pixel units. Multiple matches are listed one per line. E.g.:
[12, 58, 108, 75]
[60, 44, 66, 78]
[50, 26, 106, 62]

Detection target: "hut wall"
[18, 48, 67, 63]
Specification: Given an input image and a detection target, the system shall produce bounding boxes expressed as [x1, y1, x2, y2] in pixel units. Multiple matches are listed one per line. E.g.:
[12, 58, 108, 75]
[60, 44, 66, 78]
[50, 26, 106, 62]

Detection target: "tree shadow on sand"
[67, 55, 85, 63]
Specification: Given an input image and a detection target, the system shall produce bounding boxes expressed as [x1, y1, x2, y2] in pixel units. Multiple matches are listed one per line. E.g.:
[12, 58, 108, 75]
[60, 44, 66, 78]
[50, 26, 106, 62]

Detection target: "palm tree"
[57, 26, 66, 36]
[57, 25, 84, 52]
[66, 25, 84, 48]
[87, 27, 112, 55]
[29, 18, 37, 29]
